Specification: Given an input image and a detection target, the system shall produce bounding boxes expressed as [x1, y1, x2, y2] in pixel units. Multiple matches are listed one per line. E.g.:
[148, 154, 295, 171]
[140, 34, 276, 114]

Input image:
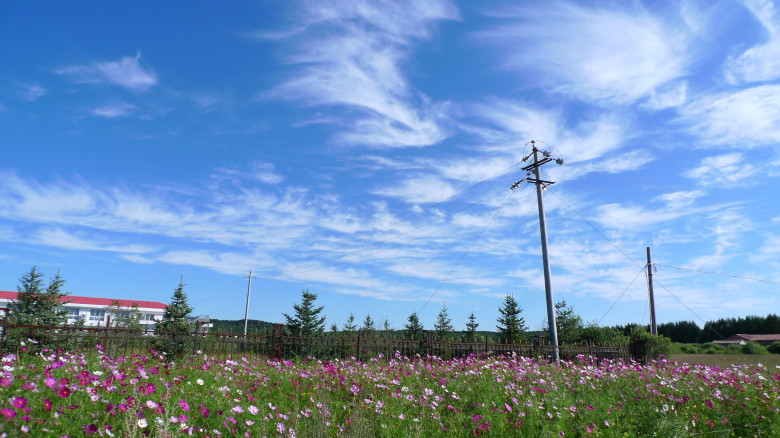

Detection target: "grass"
[669, 354, 780, 368]
[0, 346, 777, 436]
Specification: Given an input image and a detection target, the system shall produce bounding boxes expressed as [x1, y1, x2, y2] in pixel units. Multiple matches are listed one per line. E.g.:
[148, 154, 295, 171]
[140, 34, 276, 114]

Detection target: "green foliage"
[433, 304, 453, 339]
[657, 320, 702, 343]
[404, 311, 424, 341]
[155, 280, 195, 358]
[464, 312, 479, 343]
[496, 294, 527, 344]
[630, 326, 673, 359]
[342, 313, 357, 335]
[580, 323, 628, 345]
[9, 266, 70, 328]
[767, 341, 780, 354]
[107, 301, 142, 329]
[699, 313, 780, 343]
[361, 314, 376, 335]
[741, 341, 770, 355]
[283, 290, 326, 337]
[551, 299, 583, 344]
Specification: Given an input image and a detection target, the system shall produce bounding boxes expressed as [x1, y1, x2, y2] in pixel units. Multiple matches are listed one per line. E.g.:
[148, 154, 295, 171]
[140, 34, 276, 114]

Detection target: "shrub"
[741, 341, 770, 355]
[767, 341, 780, 354]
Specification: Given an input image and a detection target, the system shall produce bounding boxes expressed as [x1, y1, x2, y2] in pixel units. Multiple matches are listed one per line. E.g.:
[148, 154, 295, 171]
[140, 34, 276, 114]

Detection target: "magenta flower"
[84, 424, 98, 435]
[43, 399, 53, 412]
[179, 399, 191, 411]
[12, 397, 27, 409]
[705, 399, 713, 408]
[58, 387, 71, 398]
[1, 408, 16, 419]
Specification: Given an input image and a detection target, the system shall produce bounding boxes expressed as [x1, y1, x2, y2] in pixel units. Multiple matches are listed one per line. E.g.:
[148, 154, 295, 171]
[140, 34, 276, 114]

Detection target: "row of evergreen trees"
[611, 314, 780, 344]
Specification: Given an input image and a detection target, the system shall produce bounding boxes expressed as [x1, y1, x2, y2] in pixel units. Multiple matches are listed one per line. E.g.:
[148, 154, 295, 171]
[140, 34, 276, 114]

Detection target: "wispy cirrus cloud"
[725, 0, 780, 84]
[478, 2, 691, 104]
[91, 102, 136, 118]
[684, 153, 758, 187]
[20, 84, 47, 102]
[264, 0, 458, 148]
[56, 53, 157, 90]
[680, 85, 780, 146]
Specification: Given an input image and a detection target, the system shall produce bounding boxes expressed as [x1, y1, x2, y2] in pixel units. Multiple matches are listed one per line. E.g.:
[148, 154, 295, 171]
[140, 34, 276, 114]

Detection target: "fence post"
[103, 316, 111, 351]
[356, 329, 362, 360]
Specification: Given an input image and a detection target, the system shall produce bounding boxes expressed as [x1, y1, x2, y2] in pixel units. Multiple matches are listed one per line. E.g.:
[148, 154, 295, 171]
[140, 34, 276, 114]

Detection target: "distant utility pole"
[512, 140, 564, 361]
[243, 270, 257, 337]
[646, 247, 658, 335]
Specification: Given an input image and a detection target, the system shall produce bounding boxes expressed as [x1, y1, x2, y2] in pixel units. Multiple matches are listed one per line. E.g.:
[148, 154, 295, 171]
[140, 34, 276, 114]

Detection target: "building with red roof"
[0, 290, 166, 328]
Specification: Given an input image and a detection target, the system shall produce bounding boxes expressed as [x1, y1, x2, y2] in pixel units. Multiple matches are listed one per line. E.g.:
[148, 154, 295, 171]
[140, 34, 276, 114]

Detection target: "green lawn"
[669, 354, 780, 368]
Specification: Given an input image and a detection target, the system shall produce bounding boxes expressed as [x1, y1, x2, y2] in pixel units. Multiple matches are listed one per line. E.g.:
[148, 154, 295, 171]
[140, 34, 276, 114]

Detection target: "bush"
[767, 341, 780, 354]
[741, 341, 770, 355]
[630, 326, 673, 360]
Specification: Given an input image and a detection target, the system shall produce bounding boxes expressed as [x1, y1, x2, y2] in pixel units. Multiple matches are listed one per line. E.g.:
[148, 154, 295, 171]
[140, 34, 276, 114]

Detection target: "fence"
[0, 318, 641, 362]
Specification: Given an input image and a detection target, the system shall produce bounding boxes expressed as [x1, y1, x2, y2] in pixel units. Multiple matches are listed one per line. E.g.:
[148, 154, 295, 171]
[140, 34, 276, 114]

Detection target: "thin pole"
[243, 270, 255, 337]
[646, 247, 657, 335]
[532, 144, 560, 361]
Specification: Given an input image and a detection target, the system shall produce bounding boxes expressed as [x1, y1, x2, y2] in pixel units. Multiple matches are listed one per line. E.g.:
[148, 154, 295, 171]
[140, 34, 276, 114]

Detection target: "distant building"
[713, 334, 780, 347]
[0, 291, 166, 330]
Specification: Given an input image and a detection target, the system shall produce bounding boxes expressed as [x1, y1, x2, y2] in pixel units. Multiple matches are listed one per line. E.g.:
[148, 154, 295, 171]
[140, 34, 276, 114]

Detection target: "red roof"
[726, 334, 780, 342]
[0, 291, 166, 310]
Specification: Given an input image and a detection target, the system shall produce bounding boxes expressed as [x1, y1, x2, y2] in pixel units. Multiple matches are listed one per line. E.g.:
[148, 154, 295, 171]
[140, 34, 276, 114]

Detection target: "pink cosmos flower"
[58, 387, 71, 398]
[12, 397, 27, 409]
[85, 424, 98, 435]
[43, 399, 53, 412]
[1, 409, 16, 419]
[179, 400, 191, 411]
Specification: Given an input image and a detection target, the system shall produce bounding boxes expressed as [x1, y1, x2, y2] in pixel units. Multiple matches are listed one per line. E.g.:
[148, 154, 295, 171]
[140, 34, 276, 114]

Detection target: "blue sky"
[2, 0, 779, 333]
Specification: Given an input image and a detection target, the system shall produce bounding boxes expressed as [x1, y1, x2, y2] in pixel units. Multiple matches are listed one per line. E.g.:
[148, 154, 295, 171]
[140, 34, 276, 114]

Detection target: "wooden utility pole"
[242, 270, 256, 337]
[646, 247, 657, 335]
[513, 140, 564, 361]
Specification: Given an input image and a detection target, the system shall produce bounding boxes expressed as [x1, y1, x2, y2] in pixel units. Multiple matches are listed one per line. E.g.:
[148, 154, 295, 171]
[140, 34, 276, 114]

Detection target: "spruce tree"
[155, 280, 195, 358]
[551, 299, 583, 344]
[343, 313, 357, 335]
[10, 266, 69, 327]
[283, 290, 326, 337]
[157, 280, 193, 334]
[465, 312, 479, 342]
[434, 303, 453, 339]
[496, 294, 527, 343]
[404, 311, 424, 341]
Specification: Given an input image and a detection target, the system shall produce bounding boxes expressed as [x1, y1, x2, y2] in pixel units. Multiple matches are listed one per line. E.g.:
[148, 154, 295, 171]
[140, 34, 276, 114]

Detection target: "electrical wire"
[285, 189, 535, 277]
[596, 267, 646, 325]
[418, 188, 519, 314]
[654, 264, 780, 285]
[547, 188, 644, 270]
[653, 273, 780, 296]
[283, 187, 514, 276]
[191, 276, 243, 310]
[652, 278, 726, 340]
[284, 160, 527, 274]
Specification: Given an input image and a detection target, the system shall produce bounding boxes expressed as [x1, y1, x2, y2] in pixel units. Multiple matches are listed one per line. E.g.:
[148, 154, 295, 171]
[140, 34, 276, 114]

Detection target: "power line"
[651, 278, 726, 340]
[285, 190, 534, 277]
[597, 267, 646, 325]
[655, 264, 780, 286]
[547, 188, 644, 270]
[285, 161, 526, 274]
[283, 186, 514, 276]
[419, 189, 518, 314]
[653, 273, 780, 296]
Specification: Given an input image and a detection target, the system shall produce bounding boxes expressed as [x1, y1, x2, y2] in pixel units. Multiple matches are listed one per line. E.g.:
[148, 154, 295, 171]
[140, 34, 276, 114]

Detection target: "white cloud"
[91, 103, 136, 118]
[592, 204, 688, 230]
[56, 53, 157, 90]
[683, 153, 758, 186]
[371, 175, 457, 204]
[21, 84, 47, 102]
[643, 81, 688, 110]
[654, 191, 704, 208]
[725, 0, 780, 84]
[479, 2, 690, 104]
[264, 0, 457, 147]
[680, 85, 780, 146]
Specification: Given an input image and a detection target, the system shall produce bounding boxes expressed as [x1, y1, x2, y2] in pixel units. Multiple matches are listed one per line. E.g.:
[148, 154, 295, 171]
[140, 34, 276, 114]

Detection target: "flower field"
[0, 345, 777, 437]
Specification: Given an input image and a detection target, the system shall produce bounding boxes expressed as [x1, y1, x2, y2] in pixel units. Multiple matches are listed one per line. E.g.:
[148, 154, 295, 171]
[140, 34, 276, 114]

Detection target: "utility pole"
[645, 247, 657, 335]
[243, 270, 257, 337]
[512, 140, 564, 361]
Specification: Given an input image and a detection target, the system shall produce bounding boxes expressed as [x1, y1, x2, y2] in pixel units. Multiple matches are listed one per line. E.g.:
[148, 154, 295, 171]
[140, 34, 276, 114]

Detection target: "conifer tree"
[404, 311, 424, 341]
[465, 312, 479, 342]
[496, 294, 527, 343]
[283, 290, 326, 337]
[10, 266, 70, 327]
[434, 303, 453, 339]
[342, 313, 357, 335]
[157, 280, 193, 334]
